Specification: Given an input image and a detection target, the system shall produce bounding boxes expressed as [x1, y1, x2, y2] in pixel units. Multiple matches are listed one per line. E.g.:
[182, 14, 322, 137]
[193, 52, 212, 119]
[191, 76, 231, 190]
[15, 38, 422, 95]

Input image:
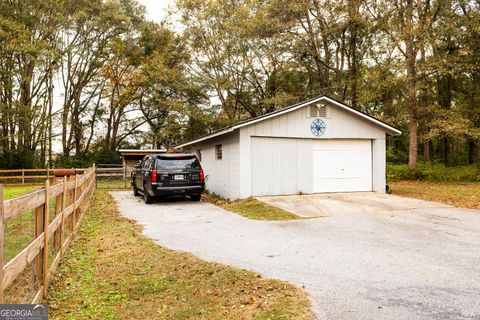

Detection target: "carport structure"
[119, 149, 166, 170]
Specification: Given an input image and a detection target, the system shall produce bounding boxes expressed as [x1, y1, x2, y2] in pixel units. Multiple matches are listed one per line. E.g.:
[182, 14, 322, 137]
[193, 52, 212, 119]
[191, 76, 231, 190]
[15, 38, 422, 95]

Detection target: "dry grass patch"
[48, 191, 312, 319]
[390, 181, 480, 209]
[205, 194, 301, 221]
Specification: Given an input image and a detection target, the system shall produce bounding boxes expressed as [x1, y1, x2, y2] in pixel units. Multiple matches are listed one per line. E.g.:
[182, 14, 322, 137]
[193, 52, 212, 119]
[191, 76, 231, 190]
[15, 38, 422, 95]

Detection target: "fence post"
[53, 179, 62, 252]
[0, 185, 4, 303]
[123, 160, 127, 189]
[72, 175, 77, 235]
[43, 180, 50, 297]
[21, 169, 25, 185]
[94, 163, 97, 189]
[60, 177, 67, 257]
[92, 164, 96, 193]
[47, 168, 50, 182]
[92, 164, 96, 192]
[33, 197, 45, 292]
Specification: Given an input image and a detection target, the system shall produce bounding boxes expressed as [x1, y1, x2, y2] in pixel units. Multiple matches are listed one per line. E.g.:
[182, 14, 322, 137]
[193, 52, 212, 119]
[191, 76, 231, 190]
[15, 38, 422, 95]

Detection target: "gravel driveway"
[111, 191, 480, 320]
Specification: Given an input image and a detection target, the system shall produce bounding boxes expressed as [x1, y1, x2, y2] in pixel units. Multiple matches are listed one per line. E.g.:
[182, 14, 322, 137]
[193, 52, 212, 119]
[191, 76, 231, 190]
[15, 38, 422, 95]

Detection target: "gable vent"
[310, 104, 327, 118]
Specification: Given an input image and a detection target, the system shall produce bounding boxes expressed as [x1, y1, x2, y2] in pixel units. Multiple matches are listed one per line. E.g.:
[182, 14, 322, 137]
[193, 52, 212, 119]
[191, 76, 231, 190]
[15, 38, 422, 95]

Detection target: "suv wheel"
[133, 184, 140, 196]
[143, 185, 153, 204]
[191, 195, 201, 201]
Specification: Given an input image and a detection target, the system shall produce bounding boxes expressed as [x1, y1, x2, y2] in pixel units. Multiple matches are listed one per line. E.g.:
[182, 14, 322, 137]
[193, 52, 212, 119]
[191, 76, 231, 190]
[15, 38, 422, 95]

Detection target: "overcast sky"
[137, 0, 175, 22]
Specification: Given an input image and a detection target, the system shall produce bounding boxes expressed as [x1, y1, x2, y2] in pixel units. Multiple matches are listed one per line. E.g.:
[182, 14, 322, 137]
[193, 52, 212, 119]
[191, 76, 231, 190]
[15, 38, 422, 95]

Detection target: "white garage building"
[177, 96, 401, 199]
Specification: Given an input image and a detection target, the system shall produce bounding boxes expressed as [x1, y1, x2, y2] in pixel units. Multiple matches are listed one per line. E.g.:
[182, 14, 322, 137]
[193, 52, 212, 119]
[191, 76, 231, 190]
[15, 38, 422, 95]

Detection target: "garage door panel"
[312, 140, 370, 151]
[313, 140, 372, 193]
[252, 137, 312, 196]
[314, 178, 371, 192]
[314, 170, 370, 179]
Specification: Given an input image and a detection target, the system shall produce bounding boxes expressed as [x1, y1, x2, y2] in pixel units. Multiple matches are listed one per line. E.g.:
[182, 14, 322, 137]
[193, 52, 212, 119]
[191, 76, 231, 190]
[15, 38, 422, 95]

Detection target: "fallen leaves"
[390, 181, 480, 209]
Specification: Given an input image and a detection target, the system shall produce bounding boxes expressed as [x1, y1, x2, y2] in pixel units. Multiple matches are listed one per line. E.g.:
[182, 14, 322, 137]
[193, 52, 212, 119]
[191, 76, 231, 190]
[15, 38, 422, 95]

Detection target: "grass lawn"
[205, 194, 302, 221]
[389, 181, 480, 209]
[95, 179, 129, 190]
[3, 185, 38, 263]
[3, 185, 36, 200]
[48, 191, 312, 319]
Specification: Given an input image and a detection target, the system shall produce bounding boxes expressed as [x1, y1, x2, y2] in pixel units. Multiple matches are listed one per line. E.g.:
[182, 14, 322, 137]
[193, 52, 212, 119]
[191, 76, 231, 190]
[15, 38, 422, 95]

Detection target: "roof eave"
[176, 127, 236, 149]
[176, 97, 325, 148]
[320, 96, 402, 136]
[176, 95, 402, 147]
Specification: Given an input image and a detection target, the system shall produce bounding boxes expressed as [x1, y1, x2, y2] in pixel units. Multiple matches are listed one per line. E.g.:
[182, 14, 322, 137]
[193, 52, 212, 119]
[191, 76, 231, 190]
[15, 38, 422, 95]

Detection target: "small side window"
[197, 149, 202, 161]
[215, 144, 222, 160]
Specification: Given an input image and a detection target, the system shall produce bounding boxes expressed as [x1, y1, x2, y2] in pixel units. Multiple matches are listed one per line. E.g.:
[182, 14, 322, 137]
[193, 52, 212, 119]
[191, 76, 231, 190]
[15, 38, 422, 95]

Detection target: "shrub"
[387, 163, 480, 182]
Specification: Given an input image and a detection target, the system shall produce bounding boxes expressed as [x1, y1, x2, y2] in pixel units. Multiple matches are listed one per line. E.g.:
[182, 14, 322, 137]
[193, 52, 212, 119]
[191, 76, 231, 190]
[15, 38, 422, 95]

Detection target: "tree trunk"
[406, 0, 418, 169]
[423, 141, 431, 163]
[477, 136, 480, 171]
[418, 42, 431, 164]
[348, 0, 359, 109]
[47, 67, 53, 167]
[436, 71, 453, 165]
[73, 91, 82, 157]
[441, 137, 451, 164]
[467, 140, 475, 164]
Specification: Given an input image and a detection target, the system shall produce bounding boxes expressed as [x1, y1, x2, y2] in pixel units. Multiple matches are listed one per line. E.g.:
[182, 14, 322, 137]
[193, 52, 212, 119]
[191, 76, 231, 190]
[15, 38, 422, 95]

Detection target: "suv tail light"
[151, 170, 157, 182]
[199, 168, 205, 181]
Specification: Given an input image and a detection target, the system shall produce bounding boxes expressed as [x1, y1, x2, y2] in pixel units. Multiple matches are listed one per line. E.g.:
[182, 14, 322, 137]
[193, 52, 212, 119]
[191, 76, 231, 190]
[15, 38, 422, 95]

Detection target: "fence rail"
[0, 165, 96, 303]
[95, 165, 133, 189]
[0, 168, 88, 184]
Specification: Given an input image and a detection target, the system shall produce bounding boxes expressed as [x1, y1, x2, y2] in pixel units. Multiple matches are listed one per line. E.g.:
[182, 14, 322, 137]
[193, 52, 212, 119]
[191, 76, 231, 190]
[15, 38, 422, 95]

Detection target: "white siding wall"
[185, 132, 240, 199]
[240, 103, 385, 140]
[372, 138, 386, 192]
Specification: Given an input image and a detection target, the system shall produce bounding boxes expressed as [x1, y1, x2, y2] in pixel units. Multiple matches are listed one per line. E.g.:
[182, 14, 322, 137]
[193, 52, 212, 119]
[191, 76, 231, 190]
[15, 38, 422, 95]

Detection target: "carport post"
[123, 159, 127, 189]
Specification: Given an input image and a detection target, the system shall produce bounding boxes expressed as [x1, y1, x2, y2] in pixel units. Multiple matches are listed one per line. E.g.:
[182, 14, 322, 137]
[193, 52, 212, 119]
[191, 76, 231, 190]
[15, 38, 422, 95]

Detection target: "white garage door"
[313, 139, 372, 193]
[251, 137, 311, 196]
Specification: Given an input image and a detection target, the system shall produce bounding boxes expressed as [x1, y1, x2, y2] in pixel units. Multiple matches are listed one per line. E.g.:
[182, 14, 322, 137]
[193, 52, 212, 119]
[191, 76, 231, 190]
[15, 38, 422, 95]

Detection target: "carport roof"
[119, 149, 167, 156]
[176, 95, 402, 148]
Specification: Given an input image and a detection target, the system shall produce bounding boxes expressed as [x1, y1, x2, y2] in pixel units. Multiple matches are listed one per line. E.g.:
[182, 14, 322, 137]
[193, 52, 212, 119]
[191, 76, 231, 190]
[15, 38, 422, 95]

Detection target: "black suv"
[132, 153, 205, 204]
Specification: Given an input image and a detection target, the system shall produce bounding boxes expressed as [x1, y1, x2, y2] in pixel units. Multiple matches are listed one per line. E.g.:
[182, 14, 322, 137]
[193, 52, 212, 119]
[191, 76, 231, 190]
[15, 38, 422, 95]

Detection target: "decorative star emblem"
[311, 119, 326, 136]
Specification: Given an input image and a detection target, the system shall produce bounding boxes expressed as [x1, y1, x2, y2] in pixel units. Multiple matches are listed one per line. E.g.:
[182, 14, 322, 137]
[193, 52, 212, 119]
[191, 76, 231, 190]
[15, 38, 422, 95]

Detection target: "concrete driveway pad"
[111, 191, 480, 320]
[256, 192, 451, 218]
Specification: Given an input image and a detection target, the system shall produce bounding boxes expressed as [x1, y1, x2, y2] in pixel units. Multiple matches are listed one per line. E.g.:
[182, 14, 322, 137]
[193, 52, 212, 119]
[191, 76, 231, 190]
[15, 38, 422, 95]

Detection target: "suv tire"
[143, 185, 154, 204]
[133, 184, 140, 196]
[191, 195, 201, 201]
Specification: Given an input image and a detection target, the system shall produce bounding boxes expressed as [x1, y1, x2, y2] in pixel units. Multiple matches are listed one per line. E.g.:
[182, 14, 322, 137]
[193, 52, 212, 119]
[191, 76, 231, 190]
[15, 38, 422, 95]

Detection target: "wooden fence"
[0, 168, 88, 184]
[0, 165, 96, 303]
[0, 167, 129, 185]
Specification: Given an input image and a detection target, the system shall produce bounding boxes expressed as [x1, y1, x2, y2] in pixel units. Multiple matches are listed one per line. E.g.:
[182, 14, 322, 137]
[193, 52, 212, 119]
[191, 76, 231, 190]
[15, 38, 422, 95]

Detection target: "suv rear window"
[156, 157, 200, 170]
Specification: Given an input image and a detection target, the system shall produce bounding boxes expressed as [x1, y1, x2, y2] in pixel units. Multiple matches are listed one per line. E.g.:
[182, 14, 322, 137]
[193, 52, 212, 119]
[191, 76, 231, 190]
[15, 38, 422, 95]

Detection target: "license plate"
[174, 175, 184, 180]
